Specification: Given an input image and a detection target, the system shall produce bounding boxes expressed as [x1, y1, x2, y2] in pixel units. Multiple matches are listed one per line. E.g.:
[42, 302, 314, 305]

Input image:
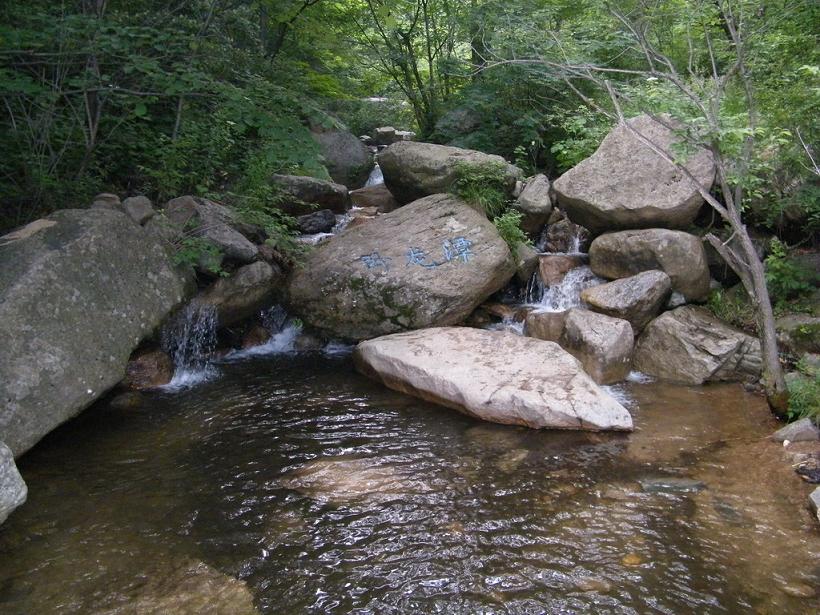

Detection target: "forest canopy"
[0, 0, 817, 240]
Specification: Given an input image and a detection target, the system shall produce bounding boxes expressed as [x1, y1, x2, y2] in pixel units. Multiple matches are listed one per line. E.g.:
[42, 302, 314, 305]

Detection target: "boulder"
[164, 196, 258, 264]
[371, 126, 415, 146]
[280, 456, 430, 504]
[580, 270, 672, 333]
[96, 560, 259, 615]
[1, 442, 26, 525]
[122, 195, 155, 225]
[540, 214, 589, 253]
[514, 174, 553, 235]
[377, 141, 522, 204]
[776, 314, 820, 355]
[350, 184, 400, 213]
[589, 229, 710, 302]
[269, 174, 351, 215]
[515, 243, 540, 284]
[524, 310, 568, 342]
[633, 306, 762, 384]
[559, 308, 634, 384]
[539, 254, 587, 286]
[296, 209, 336, 234]
[312, 128, 373, 189]
[353, 327, 633, 431]
[0, 210, 189, 456]
[772, 417, 820, 443]
[90, 192, 123, 213]
[553, 114, 715, 233]
[811, 487, 820, 525]
[197, 261, 282, 327]
[122, 349, 174, 390]
[287, 194, 515, 340]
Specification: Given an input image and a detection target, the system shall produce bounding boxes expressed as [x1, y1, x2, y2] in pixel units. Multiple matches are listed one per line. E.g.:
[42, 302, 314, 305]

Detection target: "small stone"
[109, 391, 144, 410]
[809, 487, 820, 524]
[639, 477, 705, 493]
[621, 553, 643, 567]
[772, 418, 820, 443]
[779, 582, 817, 598]
[573, 576, 613, 593]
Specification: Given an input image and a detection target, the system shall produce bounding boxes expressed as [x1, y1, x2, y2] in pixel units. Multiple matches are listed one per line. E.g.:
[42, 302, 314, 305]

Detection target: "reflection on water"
[1, 355, 818, 614]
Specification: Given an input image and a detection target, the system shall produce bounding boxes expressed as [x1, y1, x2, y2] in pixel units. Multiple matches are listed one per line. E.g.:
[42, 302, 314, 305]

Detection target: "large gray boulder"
[353, 327, 633, 431]
[0, 210, 190, 456]
[269, 174, 351, 215]
[196, 261, 283, 327]
[589, 229, 710, 302]
[288, 194, 515, 340]
[553, 114, 715, 234]
[164, 196, 258, 264]
[312, 128, 373, 189]
[581, 270, 672, 334]
[377, 141, 522, 204]
[1, 442, 26, 525]
[634, 306, 762, 384]
[514, 174, 553, 235]
[559, 308, 634, 384]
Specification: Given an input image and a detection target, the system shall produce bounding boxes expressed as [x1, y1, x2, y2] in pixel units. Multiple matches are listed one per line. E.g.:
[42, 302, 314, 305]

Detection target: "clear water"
[1, 354, 818, 614]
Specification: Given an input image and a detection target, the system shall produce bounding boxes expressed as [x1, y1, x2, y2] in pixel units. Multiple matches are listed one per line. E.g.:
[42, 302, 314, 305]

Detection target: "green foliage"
[707, 287, 758, 333]
[765, 238, 815, 307]
[493, 210, 532, 252]
[547, 106, 612, 173]
[451, 161, 510, 218]
[171, 236, 226, 277]
[449, 160, 530, 251]
[786, 363, 820, 422]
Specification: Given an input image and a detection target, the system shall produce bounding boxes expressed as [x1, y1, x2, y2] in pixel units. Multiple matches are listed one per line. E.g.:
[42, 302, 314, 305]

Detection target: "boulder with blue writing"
[287, 194, 516, 340]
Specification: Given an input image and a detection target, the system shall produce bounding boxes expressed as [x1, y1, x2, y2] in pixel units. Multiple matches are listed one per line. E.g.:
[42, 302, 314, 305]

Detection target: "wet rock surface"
[197, 261, 282, 327]
[0, 442, 26, 525]
[354, 326, 633, 431]
[123, 349, 174, 390]
[280, 456, 430, 504]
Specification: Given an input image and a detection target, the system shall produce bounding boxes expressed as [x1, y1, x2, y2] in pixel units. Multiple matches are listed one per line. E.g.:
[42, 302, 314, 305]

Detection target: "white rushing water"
[364, 163, 384, 186]
[525, 265, 605, 312]
[160, 303, 220, 389]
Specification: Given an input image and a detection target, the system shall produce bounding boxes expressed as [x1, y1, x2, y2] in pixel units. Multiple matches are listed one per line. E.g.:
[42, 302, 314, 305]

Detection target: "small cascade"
[365, 163, 384, 186]
[161, 302, 219, 387]
[228, 306, 302, 358]
[526, 266, 604, 312]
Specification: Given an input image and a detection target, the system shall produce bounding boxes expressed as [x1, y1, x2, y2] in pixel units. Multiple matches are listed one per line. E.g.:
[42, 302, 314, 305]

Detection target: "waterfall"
[365, 163, 384, 186]
[227, 305, 302, 358]
[161, 302, 219, 388]
[526, 266, 605, 312]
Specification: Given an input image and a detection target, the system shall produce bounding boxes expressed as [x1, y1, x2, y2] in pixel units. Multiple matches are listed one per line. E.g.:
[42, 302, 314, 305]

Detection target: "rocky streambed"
[0, 353, 818, 613]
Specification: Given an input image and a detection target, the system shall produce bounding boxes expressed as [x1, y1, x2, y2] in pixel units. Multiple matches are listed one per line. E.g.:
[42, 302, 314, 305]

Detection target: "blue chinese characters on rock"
[359, 237, 473, 272]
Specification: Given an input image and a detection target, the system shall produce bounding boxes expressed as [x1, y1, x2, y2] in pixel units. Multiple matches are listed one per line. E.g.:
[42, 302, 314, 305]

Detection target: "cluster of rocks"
[2, 112, 815, 528]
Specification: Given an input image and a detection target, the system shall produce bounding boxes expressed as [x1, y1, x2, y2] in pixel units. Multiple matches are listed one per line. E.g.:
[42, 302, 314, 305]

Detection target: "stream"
[1, 349, 819, 613]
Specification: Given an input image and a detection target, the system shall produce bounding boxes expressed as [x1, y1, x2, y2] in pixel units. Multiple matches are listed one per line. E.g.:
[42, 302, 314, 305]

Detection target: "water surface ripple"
[1, 354, 818, 613]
